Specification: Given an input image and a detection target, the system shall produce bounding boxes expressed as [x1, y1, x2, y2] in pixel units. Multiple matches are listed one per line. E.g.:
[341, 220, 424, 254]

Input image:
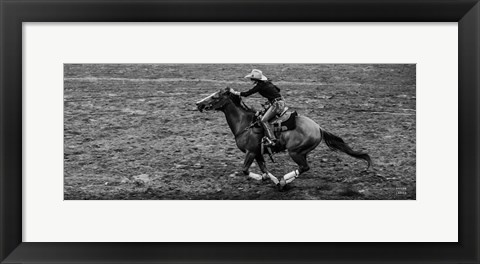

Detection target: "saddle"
[271, 109, 297, 133]
[252, 108, 298, 135]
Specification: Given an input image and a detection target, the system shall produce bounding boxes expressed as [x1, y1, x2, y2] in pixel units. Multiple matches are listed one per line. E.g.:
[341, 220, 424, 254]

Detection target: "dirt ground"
[64, 64, 416, 200]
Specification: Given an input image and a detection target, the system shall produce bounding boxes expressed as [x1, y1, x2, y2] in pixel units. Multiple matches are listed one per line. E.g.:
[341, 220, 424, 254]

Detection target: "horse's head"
[196, 88, 231, 112]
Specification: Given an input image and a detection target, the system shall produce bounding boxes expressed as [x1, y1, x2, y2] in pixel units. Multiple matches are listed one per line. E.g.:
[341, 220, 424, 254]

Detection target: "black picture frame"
[1, 0, 479, 263]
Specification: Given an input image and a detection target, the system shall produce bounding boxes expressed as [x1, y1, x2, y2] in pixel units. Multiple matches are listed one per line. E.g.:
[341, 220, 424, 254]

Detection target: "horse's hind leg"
[242, 151, 262, 181]
[279, 151, 310, 189]
[255, 156, 279, 185]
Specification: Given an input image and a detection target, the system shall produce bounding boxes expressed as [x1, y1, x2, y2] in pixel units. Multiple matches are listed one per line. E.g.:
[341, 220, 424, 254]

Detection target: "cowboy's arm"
[228, 84, 260, 97]
[229, 89, 241, 96]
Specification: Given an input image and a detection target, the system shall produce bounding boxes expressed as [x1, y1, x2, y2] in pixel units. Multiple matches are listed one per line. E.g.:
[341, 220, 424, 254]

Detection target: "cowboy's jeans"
[261, 100, 285, 141]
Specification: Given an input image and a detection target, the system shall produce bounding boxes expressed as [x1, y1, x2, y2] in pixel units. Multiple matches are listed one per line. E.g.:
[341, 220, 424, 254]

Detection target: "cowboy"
[228, 69, 286, 147]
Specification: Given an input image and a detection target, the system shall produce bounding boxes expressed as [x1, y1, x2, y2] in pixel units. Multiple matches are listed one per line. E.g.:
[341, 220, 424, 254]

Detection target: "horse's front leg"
[242, 151, 262, 181]
[255, 156, 279, 185]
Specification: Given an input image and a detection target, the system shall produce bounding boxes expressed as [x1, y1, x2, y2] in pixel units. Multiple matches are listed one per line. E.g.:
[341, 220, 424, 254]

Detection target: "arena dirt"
[64, 64, 416, 200]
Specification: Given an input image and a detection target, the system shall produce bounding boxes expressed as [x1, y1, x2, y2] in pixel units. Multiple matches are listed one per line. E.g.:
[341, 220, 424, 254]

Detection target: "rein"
[230, 94, 261, 139]
[234, 116, 258, 139]
[234, 126, 250, 138]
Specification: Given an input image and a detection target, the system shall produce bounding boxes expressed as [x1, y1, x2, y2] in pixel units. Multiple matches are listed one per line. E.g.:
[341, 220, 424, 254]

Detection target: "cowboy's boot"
[261, 121, 277, 147]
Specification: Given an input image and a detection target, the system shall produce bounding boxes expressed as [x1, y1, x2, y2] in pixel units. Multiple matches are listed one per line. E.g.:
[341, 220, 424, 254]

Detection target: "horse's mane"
[228, 93, 256, 113]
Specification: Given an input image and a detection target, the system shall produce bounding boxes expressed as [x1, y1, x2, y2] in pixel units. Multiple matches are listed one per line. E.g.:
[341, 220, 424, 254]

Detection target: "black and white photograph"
[64, 64, 416, 200]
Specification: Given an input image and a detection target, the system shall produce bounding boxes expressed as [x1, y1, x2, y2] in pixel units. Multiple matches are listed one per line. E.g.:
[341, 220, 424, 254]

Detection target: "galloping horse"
[196, 88, 371, 190]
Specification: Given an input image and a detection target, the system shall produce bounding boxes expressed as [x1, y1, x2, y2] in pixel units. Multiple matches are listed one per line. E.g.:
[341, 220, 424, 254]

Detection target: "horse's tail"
[321, 128, 372, 170]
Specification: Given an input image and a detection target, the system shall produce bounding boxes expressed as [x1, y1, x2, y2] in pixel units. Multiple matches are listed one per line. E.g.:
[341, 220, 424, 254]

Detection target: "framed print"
[1, 0, 479, 263]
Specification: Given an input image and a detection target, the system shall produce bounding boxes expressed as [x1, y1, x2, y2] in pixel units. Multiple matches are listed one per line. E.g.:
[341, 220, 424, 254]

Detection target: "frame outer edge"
[0, 0, 479, 263]
[459, 2, 480, 263]
[475, 2, 479, 262]
[0, 0, 3, 260]
[0, 0, 23, 263]
[0, 0, 7, 262]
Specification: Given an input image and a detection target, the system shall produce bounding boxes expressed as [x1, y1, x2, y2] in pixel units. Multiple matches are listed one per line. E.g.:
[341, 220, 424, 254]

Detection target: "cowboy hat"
[244, 69, 268, 81]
